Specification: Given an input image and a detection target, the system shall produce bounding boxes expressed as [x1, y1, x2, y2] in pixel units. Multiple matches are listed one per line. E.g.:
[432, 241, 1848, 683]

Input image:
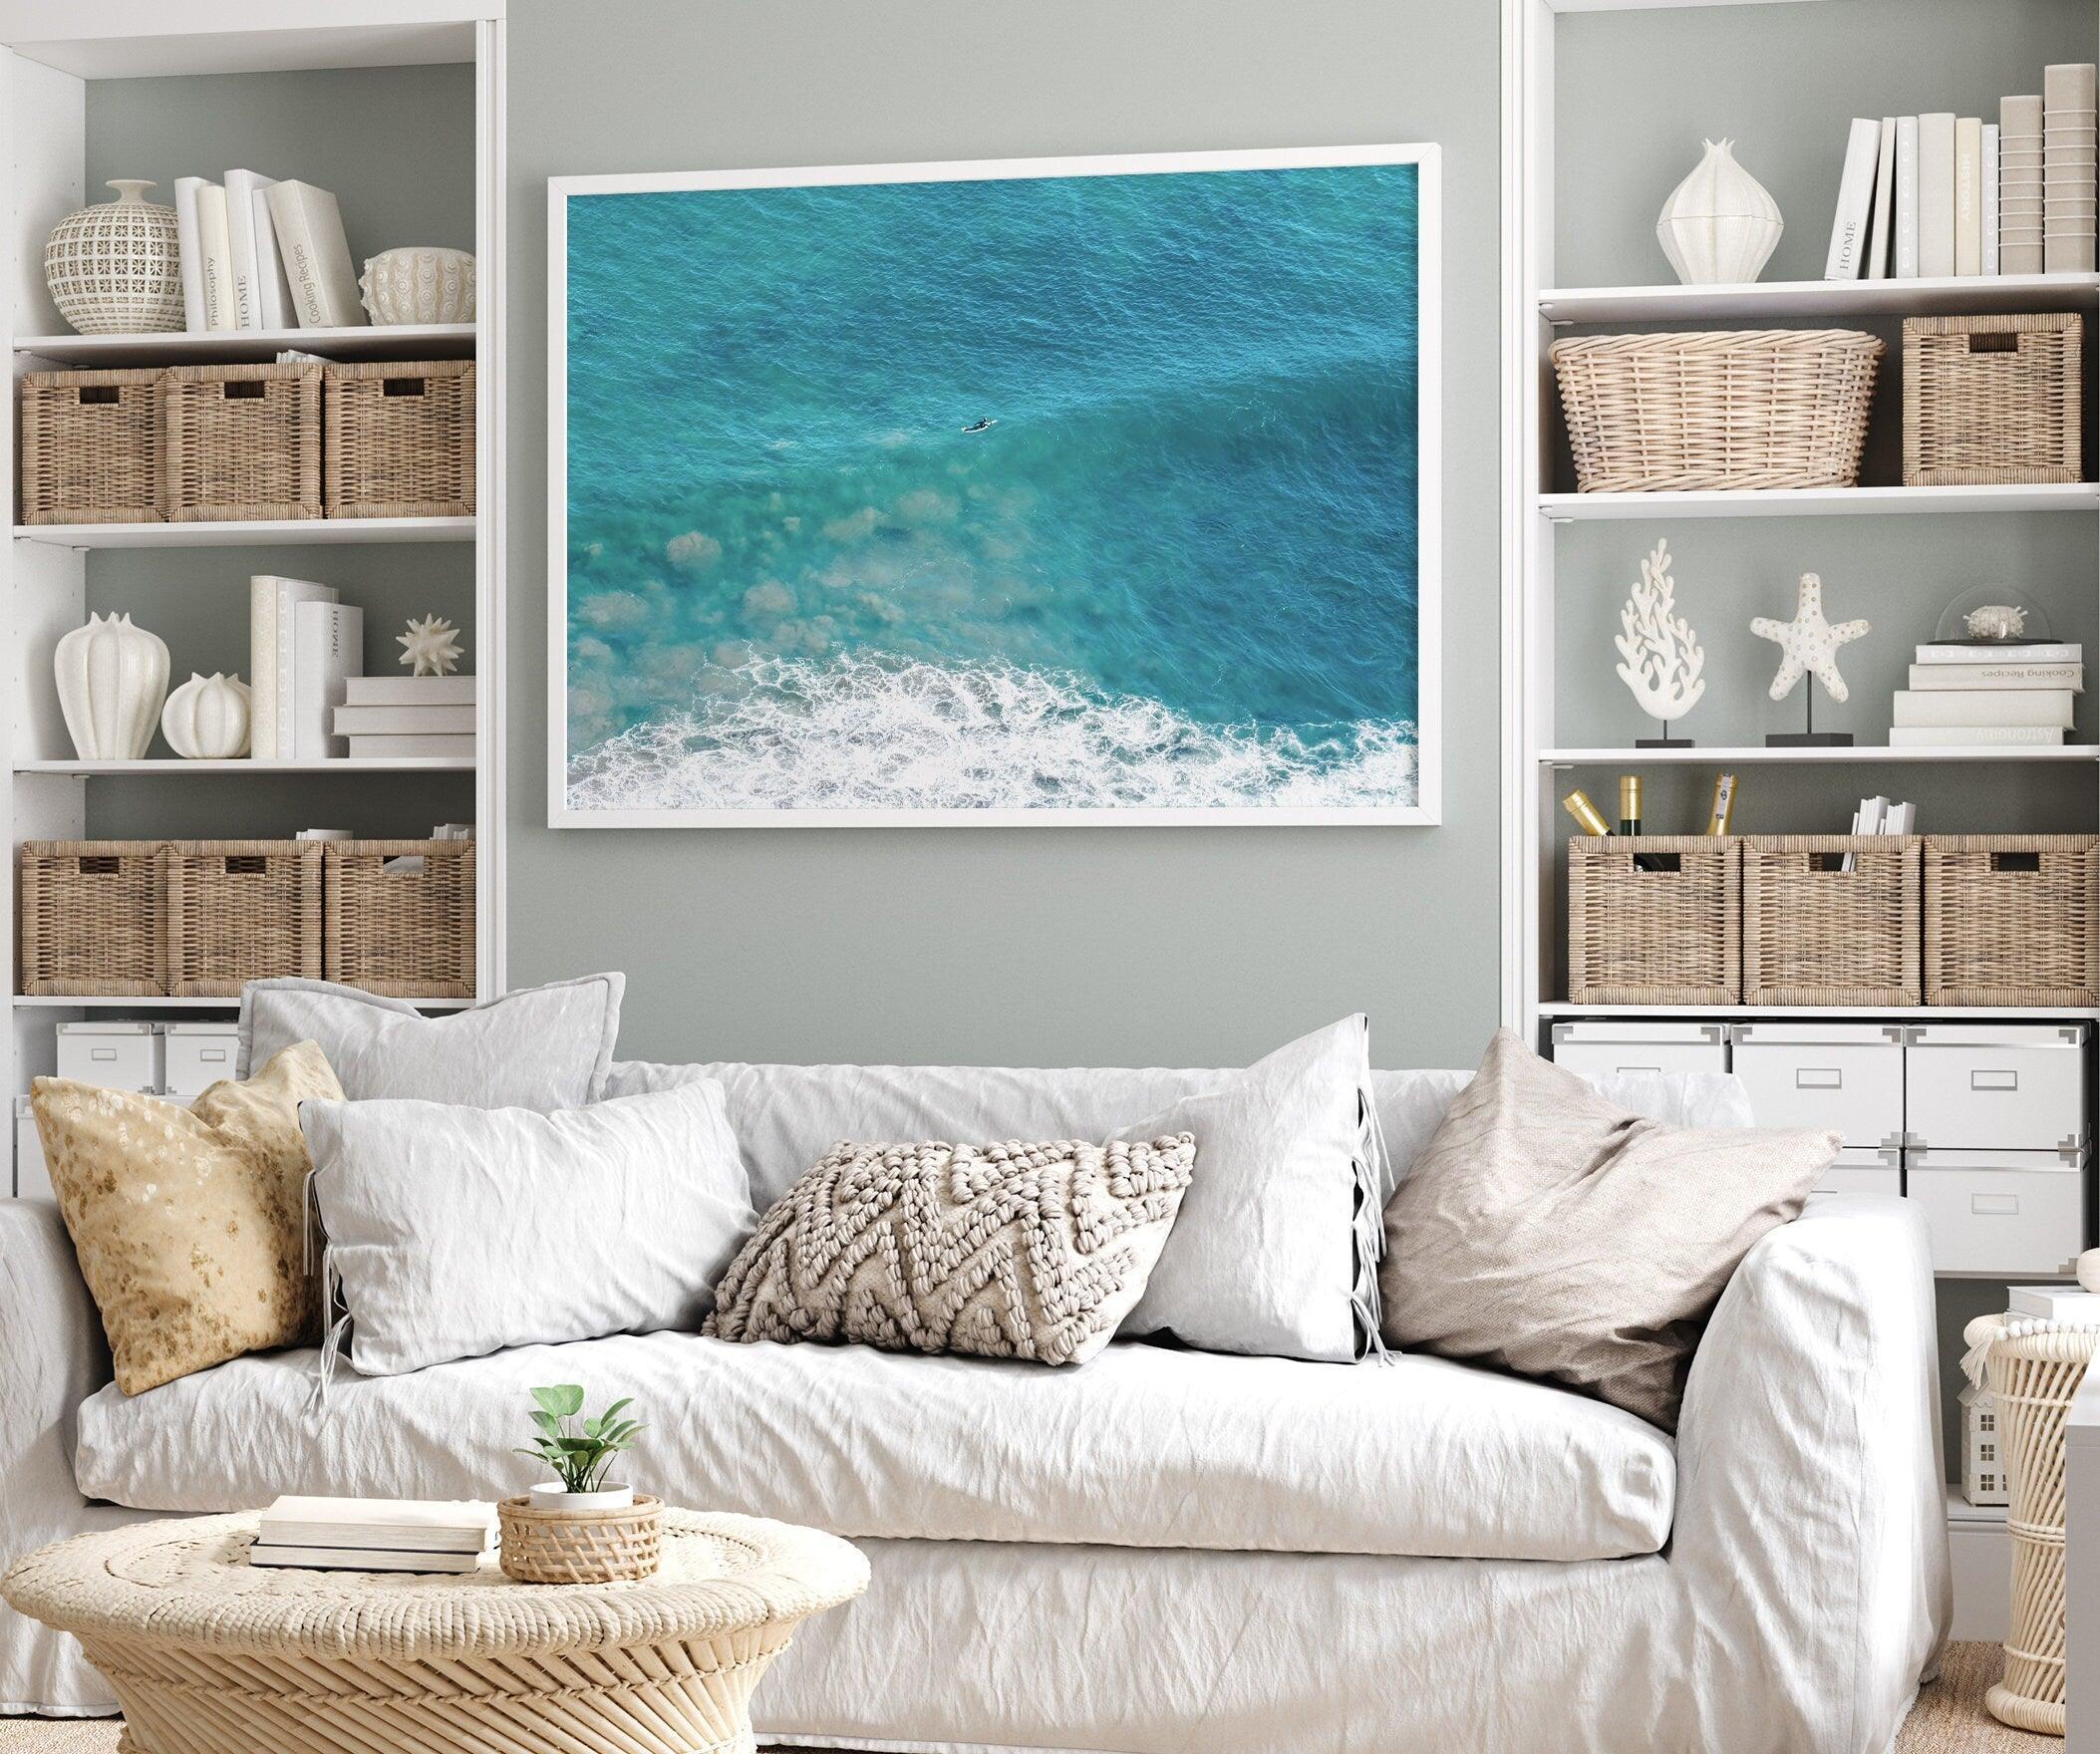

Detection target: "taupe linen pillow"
[1378, 1029, 1837, 1430]
[709, 1133, 1196, 1366]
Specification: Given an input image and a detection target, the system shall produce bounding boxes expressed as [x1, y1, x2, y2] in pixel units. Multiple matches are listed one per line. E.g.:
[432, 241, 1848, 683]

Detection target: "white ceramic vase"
[45, 179, 184, 335]
[1656, 140, 1783, 285]
[53, 613, 169, 760]
[359, 247, 476, 324]
[528, 1483, 633, 1512]
[160, 672, 252, 759]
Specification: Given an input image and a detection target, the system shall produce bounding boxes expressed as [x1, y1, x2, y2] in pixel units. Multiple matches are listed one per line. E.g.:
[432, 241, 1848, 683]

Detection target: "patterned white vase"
[53, 613, 170, 760]
[1655, 141, 1783, 285]
[359, 247, 476, 324]
[45, 179, 184, 335]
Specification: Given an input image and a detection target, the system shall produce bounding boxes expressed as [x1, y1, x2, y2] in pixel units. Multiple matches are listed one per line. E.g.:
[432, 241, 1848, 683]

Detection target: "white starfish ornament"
[397, 615, 464, 678]
[1749, 572, 1869, 703]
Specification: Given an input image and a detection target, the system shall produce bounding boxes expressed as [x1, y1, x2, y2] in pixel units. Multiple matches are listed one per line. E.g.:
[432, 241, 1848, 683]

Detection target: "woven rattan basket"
[499, 1494, 663, 1585]
[1742, 835, 1922, 1006]
[20, 369, 163, 524]
[161, 361, 322, 521]
[323, 839, 475, 998]
[1903, 313, 2082, 486]
[164, 840, 323, 998]
[324, 360, 475, 517]
[1567, 835, 1740, 1004]
[17, 840, 165, 996]
[1924, 834, 2100, 1006]
[1550, 329, 1883, 492]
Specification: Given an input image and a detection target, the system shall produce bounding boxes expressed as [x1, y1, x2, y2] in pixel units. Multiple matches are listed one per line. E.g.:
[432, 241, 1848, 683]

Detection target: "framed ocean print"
[548, 145, 1440, 827]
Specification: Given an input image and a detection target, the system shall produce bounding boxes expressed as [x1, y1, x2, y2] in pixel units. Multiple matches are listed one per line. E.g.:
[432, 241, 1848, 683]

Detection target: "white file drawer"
[54, 1021, 161, 1092]
[1729, 1023, 1904, 1151]
[163, 1023, 240, 1096]
[1906, 1025, 2088, 1155]
[13, 1098, 51, 1200]
[1906, 1149, 2087, 1277]
[1550, 1023, 1726, 1081]
[1813, 1148, 1904, 1200]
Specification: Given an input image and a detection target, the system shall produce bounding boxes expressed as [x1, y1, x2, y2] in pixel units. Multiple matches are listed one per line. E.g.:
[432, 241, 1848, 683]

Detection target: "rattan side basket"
[20, 369, 163, 524]
[1903, 313, 2082, 487]
[161, 361, 322, 521]
[1924, 834, 2100, 1006]
[499, 1494, 663, 1585]
[323, 839, 475, 998]
[1742, 835, 1922, 1006]
[17, 840, 165, 996]
[164, 840, 323, 997]
[324, 360, 475, 517]
[1567, 835, 1741, 1005]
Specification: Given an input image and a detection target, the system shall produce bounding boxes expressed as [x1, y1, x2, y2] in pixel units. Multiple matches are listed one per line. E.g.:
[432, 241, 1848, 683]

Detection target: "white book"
[1895, 118, 1922, 278]
[1916, 641, 2082, 666]
[253, 576, 338, 756]
[248, 577, 277, 758]
[2044, 63, 2098, 274]
[249, 1545, 482, 1574]
[250, 183, 296, 330]
[2006, 1287, 2100, 1322]
[1825, 118, 1883, 278]
[1887, 725, 2065, 746]
[1954, 119, 1982, 276]
[265, 181, 366, 328]
[1919, 114, 1957, 278]
[221, 169, 274, 331]
[2001, 94, 2047, 275]
[293, 602, 364, 759]
[346, 732, 475, 758]
[171, 176, 208, 332]
[1892, 689, 2074, 730]
[343, 675, 476, 707]
[1865, 118, 1898, 278]
[1883, 800, 1917, 836]
[194, 182, 236, 332]
[333, 704, 475, 734]
[1982, 125, 2000, 276]
[259, 1496, 494, 1551]
[1908, 662, 2084, 692]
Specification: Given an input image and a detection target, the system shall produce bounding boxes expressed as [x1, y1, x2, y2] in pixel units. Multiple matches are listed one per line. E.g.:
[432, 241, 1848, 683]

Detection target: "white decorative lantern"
[44, 180, 184, 336]
[53, 613, 170, 760]
[1656, 141, 1783, 286]
[160, 673, 252, 759]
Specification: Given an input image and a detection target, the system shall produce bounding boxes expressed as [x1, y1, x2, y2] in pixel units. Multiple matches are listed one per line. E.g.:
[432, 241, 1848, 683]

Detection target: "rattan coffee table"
[2, 1508, 867, 1754]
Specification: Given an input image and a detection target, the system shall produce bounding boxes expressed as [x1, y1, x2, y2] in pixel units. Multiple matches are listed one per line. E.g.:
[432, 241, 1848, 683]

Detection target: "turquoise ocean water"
[563, 160, 1421, 811]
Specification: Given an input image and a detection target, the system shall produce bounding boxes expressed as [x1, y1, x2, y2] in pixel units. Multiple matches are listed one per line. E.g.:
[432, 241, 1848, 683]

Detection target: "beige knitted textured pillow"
[708, 1133, 1196, 1366]
[31, 1040, 344, 1395]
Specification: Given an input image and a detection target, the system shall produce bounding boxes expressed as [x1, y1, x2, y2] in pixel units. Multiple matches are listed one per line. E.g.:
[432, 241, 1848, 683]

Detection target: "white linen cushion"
[303, 1079, 751, 1376]
[239, 974, 623, 1110]
[75, 1328, 1674, 1562]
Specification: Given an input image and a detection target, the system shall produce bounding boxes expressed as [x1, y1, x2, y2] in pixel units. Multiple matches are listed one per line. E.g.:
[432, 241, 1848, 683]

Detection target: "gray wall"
[504, 0, 1503, 1069]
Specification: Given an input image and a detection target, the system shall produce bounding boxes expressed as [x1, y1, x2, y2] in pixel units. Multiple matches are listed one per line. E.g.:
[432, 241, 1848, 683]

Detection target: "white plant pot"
[1656, 139, 1783, 285]
[527, 1483, 633, 1512]
[53, 612, 169, 760]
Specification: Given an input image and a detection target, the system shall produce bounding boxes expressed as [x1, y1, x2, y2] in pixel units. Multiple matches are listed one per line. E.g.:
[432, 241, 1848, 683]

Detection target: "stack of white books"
[2045, 62, 2098, 272]
[1889, 640, 2084, 747]
[249, 577, 363, 760]
[173, 174, 365, 334]
[249, 1496, 495, 1574]
[334, 675, 476, 759]
[2007, 1285, 2100, 1322]
[2001, 94, 2047, 273]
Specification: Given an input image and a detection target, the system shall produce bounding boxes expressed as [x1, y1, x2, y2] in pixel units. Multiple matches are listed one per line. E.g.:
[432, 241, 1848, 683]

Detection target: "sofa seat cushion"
[75, 1332, 1674, 1563]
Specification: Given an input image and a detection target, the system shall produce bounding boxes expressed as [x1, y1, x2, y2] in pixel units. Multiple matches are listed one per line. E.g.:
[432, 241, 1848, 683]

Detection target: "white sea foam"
[566, 655, 1417, 812]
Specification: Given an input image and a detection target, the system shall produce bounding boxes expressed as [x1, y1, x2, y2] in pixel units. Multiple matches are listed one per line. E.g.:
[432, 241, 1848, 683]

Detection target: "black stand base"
[1766, 731, 1854, 747]
[1635, 736, 1694, 748]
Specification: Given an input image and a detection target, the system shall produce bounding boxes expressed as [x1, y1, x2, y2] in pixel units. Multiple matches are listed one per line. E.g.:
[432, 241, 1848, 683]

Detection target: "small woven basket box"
[498, 1494, 663, 1585]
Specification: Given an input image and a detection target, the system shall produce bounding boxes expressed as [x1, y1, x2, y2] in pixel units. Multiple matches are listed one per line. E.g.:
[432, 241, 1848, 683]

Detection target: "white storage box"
[13, 1097, 52, 1200]
[54, 1021, 161, 1092]
[162, 1023, 240, 1096]
[1549, 1022, 1727, 1082]
[1960, 1384, 2009, 1507]
[1729, 1023, 1905, 1151]
[1906, 1024, 2088, 1155]
[1812, 1156, 1904, 1199]
[1906, 1148, 2086, 1277]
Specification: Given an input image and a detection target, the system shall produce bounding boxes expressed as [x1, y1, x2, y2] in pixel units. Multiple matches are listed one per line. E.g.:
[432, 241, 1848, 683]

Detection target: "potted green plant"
[500, 1383, 662, 1584]
[515, 1383, 644, 1511]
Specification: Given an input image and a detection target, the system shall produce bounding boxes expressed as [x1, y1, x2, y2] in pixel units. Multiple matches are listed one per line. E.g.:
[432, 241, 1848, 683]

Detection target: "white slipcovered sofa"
[1, 1060, 1950, 1753]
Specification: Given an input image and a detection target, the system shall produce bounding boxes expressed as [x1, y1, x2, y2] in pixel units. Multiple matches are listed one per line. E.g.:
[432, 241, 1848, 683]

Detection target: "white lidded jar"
[1655, 140, 1783, 286]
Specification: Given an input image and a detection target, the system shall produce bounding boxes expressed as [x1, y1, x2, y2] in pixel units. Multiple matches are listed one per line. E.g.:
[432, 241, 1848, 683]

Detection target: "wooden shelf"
[1542, 745, 2100, 765]
[13, 517, 474, 549]
[1540, 272, 2100, 325]
[1541, 1003, 2100, 1021]
[11, 994, 473, 1011]
[15, 324, 474, 368]
[15, 758, 475, 775]
[1540, 484, 2100, 521]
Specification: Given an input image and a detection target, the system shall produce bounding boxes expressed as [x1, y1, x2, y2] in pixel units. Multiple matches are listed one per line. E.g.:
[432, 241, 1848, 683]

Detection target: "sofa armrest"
[1670, 1194, 1950, 1749]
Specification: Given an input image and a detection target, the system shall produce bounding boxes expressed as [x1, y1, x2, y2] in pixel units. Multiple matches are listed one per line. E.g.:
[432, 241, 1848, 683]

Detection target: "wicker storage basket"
[324, 839, 475, 998]
[1741, 835, 1923, 1006]
[1903, 313, 2082, 487]
[1567, 835, 1740, 1004]
[1925, 834, 2100, 1006]
[1550, 329, 1883, 492]
[324, 360, 474, 517]
[499, 1495, 663, 1585]
[17, 840, 164, 996]
[163, 840, 323, 998]
[19, 369, 163, 524]
[160, 361, 322, 521]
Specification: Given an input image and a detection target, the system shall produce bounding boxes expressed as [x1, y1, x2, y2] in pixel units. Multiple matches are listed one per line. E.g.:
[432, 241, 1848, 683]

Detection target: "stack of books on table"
[249, 1496, 495, 1574]
[2007, 1285, 2100, 1322]
[1889, 640, 2084, 747]
[335, 675, 476, 760]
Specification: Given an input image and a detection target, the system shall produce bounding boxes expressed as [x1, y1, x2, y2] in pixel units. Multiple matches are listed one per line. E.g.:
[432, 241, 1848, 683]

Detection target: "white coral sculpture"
[397, 614, 464, 678]
[1614, 539, 1705, 728]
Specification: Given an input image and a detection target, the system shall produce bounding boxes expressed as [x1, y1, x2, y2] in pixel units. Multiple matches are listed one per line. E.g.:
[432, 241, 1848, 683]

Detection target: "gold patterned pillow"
[32, 1039, 344, 1395]
[708, 1133, 1196, 1365]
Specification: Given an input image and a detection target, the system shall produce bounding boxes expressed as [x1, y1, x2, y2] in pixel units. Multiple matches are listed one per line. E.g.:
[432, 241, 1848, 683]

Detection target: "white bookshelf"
[1541, 744, 2100, 765]
[1539, 484, 2100, 520]
[1, 4, 507, 1169]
